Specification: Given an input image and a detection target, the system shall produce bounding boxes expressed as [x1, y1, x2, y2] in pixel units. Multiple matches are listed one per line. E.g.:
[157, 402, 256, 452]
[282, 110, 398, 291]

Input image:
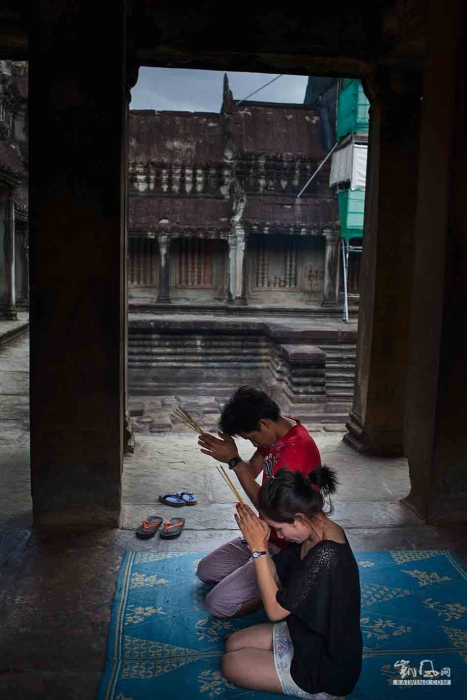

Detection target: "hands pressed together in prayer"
[235, 503, 270, 551]
[198, 431, 239, 463]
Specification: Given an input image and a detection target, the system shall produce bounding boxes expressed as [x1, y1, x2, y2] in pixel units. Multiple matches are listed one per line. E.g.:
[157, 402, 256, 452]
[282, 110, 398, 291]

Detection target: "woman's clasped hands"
[234, 503, 270, 551]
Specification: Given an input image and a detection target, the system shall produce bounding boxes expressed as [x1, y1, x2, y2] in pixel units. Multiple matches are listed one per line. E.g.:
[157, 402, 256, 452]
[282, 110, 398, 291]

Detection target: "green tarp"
[338, 189, 365, 241]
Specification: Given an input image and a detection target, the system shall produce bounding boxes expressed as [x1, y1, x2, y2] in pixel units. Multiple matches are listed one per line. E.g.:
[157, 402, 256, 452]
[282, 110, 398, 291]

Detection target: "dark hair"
[257, 466, 338, 523]
[219, 385, 281, 435]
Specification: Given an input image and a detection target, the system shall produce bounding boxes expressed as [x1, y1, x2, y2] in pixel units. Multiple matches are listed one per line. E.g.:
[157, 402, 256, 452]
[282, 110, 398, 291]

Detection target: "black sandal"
[159, 517, 185, 539]
[135, 515, 163, 539]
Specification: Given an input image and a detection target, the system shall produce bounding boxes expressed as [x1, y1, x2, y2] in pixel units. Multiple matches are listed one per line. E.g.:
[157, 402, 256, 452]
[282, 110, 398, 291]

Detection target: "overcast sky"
[130, 68, 309, 113]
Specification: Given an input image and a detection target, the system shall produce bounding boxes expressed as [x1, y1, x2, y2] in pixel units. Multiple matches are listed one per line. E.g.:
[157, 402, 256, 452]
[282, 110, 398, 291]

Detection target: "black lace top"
[273, 535, 362, 696]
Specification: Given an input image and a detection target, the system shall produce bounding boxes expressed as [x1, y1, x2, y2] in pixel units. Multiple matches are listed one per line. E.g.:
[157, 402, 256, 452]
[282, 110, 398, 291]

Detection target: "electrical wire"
[235, 74, 284, 106]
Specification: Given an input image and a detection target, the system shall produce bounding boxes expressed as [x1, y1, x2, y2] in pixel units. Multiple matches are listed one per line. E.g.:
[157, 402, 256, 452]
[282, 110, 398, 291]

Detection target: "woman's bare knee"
[221, 651, 242, 682]
[225, 630, 243, 652]
[222, 650, 248, 682]
[221, 649, 281, 693]
[225, 622, 274, 653]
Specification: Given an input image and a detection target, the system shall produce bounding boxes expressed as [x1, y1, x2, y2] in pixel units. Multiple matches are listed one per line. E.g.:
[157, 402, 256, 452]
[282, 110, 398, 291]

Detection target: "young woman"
[221, 467, 362, 699]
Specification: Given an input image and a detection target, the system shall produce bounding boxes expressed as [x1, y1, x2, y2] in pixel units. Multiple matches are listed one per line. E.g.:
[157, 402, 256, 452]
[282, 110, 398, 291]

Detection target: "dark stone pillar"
[344, 68, 422, 455]
[123, 63, 139, 455]
[29, 1, 127, 527]
[15, 224, 29, 309]
[0, 192, 17, 320]
[322, 227, 340, 306]
[403, 0, 467, 523]
[156, 233, 171, 303]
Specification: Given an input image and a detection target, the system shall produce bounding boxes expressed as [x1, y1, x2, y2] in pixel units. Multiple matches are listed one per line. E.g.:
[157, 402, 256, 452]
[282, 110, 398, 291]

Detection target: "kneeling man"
[196, 385, 322, 618]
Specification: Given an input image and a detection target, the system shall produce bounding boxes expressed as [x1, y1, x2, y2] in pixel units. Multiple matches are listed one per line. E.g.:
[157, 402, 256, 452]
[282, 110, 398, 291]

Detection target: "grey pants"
[196, 536, 281, 617]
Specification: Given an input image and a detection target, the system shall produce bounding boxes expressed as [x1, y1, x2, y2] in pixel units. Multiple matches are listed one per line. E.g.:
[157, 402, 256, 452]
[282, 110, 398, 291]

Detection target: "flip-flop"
[176, 491, 198, 506]
[159, 517, 185, 539]
[159, 494, 185, 507]
[135, 515, 163, 539]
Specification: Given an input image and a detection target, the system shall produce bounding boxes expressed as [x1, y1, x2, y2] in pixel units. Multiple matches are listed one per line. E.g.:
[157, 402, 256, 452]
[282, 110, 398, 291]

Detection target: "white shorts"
[272, 621, 343, 699]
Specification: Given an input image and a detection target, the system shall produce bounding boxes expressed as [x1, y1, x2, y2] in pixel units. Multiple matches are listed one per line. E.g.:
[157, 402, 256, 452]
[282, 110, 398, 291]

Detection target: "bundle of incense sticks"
[172, 407, 244, 505]
[216, 465, 244, 504]
[172, 407, 203, 434]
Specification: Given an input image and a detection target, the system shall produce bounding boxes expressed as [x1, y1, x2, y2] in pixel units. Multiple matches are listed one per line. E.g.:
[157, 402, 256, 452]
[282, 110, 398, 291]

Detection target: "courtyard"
[1, 325, 466, 697]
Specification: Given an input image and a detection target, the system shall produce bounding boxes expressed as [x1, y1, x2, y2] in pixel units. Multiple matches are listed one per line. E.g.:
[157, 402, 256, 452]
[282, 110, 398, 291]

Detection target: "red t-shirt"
[258, 418, 321, 549]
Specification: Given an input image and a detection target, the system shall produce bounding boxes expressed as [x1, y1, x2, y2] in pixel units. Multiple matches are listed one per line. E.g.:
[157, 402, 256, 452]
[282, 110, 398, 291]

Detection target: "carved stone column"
[235, 227, 248, 305]
[228, 176, 247, 303]
[344, 67, 422, 455]
[322, 227, 340, 306]
[157, 233, 171, 303]
[227, 231, 237, 302]
[0, 192, 17, 320]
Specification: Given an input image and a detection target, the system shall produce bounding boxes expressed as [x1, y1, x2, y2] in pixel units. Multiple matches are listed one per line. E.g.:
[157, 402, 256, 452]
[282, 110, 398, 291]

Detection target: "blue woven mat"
[97, 550, 467, 699]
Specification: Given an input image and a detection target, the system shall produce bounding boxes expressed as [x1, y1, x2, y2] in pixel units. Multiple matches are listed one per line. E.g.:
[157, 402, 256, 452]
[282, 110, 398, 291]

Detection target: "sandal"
[159, 518, 185, 539]
[176, 491, 198, 506]
[135, 515, 163, 539]
[158, 494, 185, 507]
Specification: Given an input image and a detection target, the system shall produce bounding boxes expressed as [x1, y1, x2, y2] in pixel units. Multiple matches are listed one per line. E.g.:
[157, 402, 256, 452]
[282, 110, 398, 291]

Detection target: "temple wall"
[169, 238, 227, 303]
[247, 233, 325, 305]
[128, 233, 327, 304]
[128, 236, 228, 303]
[128, 236, 158, 292]
[0, 197, 7, 300]
[128, 233, 326, 304]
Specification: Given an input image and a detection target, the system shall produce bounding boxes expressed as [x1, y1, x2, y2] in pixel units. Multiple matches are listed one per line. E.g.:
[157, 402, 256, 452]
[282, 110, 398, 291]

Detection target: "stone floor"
[0, 311, 29, 345]
[0, 327, 466, 699]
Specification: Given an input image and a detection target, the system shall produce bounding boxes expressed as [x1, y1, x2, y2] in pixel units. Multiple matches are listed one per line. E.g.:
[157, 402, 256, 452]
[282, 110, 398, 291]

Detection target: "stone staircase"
[128, 321, 357, 431]
[321, 343, 356, 402]
[289, 342, 356, 424]
[128, 332, 270, 397]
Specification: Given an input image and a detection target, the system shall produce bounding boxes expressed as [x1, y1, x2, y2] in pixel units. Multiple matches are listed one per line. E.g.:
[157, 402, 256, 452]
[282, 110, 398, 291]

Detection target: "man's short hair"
[219, 385, 281, 435]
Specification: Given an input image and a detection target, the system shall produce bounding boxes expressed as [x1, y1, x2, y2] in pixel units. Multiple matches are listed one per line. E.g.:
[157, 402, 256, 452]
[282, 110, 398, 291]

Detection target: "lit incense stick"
[216, 464, 244, 504]
[179, 407, 203, 433]
[172, 409, 203, 434]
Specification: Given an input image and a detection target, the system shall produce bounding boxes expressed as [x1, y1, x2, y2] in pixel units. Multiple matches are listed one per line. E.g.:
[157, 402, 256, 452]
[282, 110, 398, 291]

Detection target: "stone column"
[227, 231, 237, 302]
[123, 62, 139, 455]
[343, 67, 422, 455]
[29, 0, 127, 527]
[235, 226, 248, 305]
[322, 227, 340, 306]
[0, 192, 17, 320]
[16, 225, 29, 308]
[156, 233, 171, 303]
[403, 0, 467, 523]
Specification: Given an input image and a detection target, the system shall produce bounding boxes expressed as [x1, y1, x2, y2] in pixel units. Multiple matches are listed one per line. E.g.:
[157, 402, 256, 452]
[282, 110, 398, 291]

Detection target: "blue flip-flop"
[159, 493, 185, 507]
[176, 491, 198, 506]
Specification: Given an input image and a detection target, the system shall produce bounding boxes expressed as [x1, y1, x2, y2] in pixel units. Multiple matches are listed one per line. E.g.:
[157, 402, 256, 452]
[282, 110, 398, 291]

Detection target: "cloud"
[130, 68, 309, 113]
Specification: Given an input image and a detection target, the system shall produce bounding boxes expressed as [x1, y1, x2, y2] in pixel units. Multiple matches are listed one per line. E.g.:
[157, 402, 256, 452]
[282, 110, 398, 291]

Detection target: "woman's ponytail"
[257, 465, 338, 524]
[308, 465, 338, 498]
